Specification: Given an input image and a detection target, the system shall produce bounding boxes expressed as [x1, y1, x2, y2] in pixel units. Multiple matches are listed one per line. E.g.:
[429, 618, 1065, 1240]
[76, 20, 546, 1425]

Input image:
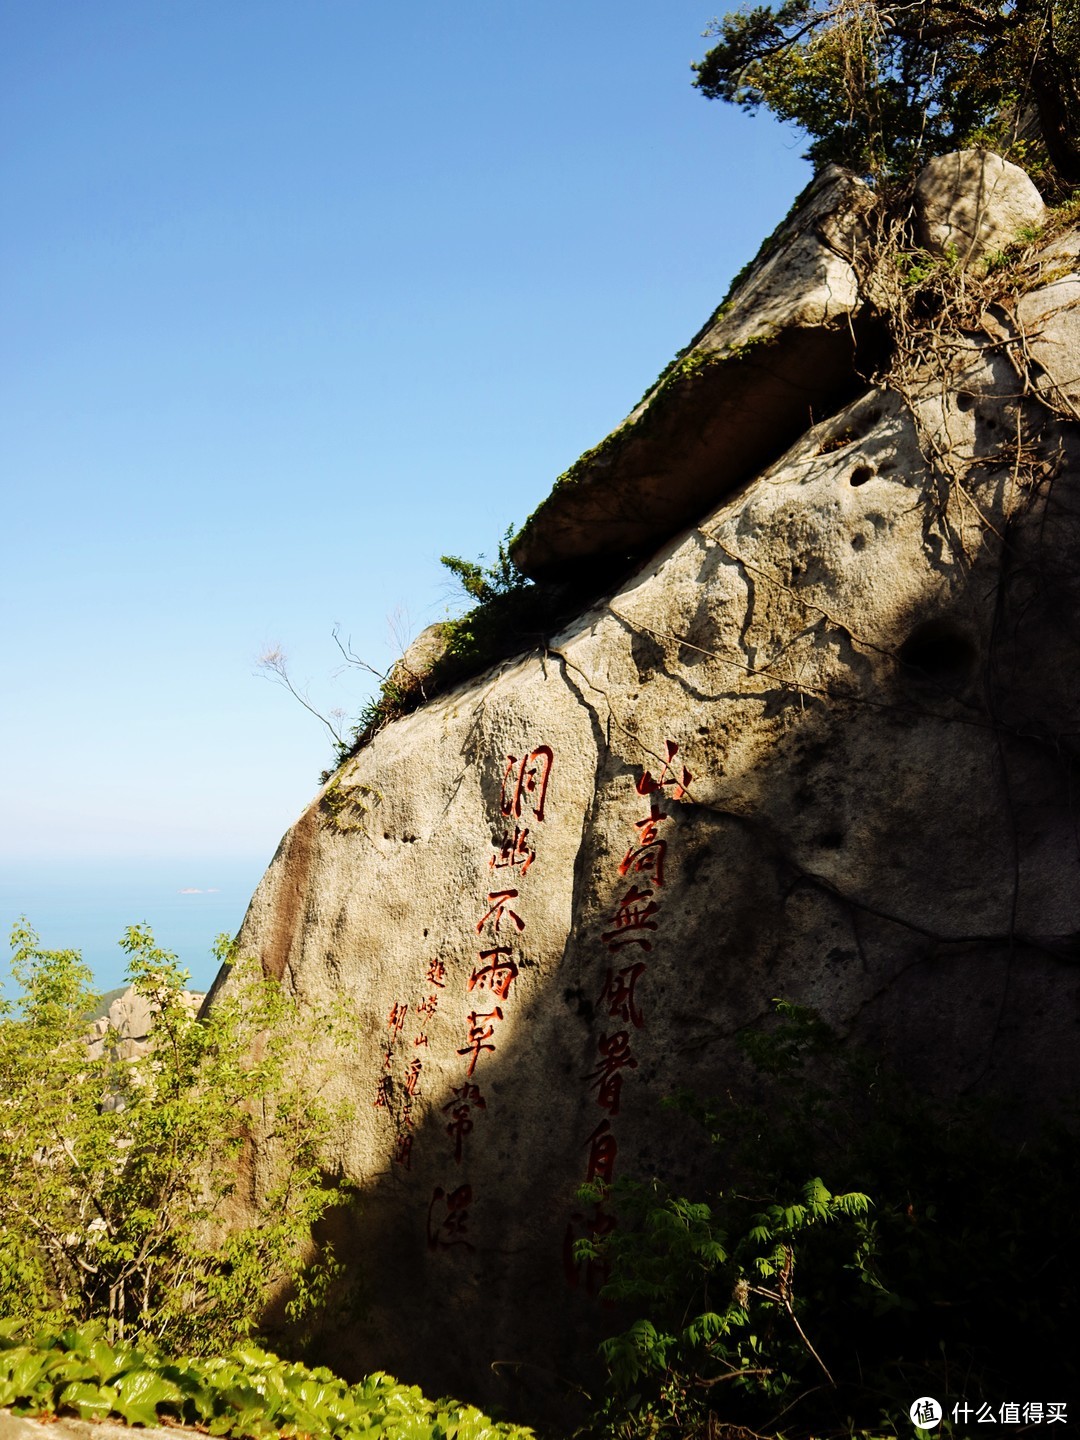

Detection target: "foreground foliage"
[0, 922, 356, 1352]
[0, 1321, 532, 1440]
[579, 1002, 1078, 1439]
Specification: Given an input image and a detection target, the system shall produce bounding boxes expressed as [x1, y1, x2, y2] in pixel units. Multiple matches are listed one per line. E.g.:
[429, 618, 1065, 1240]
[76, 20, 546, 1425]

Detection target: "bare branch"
[256, 644, 345, 745]
[330, 624, 387, 682]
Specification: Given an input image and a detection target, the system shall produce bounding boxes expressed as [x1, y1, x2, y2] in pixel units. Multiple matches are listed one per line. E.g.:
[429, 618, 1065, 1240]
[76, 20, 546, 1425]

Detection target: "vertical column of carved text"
[374, 955, 448, 1172]
[427, 744, 555, 1252]
[565, 740, 693, 1292]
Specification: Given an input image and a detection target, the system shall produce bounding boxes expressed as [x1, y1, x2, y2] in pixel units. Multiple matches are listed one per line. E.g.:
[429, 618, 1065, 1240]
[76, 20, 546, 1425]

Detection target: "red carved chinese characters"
[568, 739, 694, 1289]
[457, 1007, 503, 1077]
[427, 1184, 475, 1251]
[599, 961, 646, 1029]
[416, 992, 439, 1020]
[489, 826, 535, 874]
[374, 961, 446, 1161]
[584, 1119, 618, 1185]
[373, 998, 408, 1106]
[443, 1082, 487, 1164]
[469, 949, 518, 1000]
[429, 738, 554, 1251]
[584, 1030, 638, 1115]
[636, 739, 692, 808]
[412, 964, 445, 1054]
[475, 890, 525, 935]
[600, 883, 660, 952]
[387, 1002, 409, 1038]
[618, 814, 667, 888]
[500, 746, 553, 823]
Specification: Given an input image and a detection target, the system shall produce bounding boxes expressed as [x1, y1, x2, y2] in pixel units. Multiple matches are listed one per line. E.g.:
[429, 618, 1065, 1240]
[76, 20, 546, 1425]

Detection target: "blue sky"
[1, 1, 809, 983]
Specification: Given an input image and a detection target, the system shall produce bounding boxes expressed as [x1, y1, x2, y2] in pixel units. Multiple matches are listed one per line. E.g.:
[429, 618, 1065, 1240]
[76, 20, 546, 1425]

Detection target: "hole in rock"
[956, 392, 976, 412]
[819, 430, 856, 454]
[817, 405, 882, 456]
[850, 464, 874, 486]
[898, 620, 978, 683]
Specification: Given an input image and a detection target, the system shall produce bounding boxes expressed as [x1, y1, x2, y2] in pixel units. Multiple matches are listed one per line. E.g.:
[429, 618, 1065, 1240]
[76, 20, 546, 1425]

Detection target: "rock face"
[87, 985, 204, 1062]
[914, 148, 1047, 263]
[387, 621, 452, 695]
[1015, 223, 1080, 415]
[212, 154, 1080, 1424]
[0, 1414, 182, 1440]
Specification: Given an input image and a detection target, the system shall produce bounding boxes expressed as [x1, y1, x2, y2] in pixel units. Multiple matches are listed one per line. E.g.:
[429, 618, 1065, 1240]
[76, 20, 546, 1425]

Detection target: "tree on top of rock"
[693, 0, 1080, 186]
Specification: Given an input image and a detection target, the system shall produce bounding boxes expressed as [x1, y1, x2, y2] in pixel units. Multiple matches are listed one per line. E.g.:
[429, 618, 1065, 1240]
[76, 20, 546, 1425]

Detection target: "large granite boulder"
[87, 985, 204, 1062]
[914, 148, 1047, 263]
[209, 158, 1080, 1424]
[1015, 229, 1080, 415]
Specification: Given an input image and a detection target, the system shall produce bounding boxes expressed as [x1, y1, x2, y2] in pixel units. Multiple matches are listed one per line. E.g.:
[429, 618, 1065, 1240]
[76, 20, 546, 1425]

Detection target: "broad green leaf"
[58, 1381, 119, 1420]
[6, 1349, 54, 1396]
[115, 1367, 185, 1409]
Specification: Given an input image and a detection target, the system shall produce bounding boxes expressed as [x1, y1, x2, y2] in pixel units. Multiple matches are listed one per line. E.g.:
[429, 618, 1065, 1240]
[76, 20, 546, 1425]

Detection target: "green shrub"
[0, 922, 358, 1353]
[436, 528, 548, 675]
[579, 1001, 1078, 1440]
[327, 528, 610, 773]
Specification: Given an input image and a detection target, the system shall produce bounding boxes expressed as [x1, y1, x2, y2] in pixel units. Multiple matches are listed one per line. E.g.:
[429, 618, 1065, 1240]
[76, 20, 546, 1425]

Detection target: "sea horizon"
[1, 854, 270, 996]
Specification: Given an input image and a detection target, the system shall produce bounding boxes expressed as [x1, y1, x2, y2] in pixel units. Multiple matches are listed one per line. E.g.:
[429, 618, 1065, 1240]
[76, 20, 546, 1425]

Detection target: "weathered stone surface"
[86, 985, 203, 1061]
[914, 148, 1046, 263]
[510, 165, 880, 580]
[1016, 271, 1080, 416]
[210, 167, 1080, 1426]
[0, 1415, 181, 1440]
[388, 621, 452, 694]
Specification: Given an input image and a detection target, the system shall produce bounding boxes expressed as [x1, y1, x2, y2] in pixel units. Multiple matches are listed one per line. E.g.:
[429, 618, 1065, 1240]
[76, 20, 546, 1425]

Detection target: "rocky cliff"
[87, 986, 204, 1065]
[208, 152, 1080, 1421]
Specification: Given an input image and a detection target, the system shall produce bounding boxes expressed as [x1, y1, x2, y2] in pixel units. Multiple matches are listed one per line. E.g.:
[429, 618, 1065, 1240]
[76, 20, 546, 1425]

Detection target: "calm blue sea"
[1, 856, 269, 997]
